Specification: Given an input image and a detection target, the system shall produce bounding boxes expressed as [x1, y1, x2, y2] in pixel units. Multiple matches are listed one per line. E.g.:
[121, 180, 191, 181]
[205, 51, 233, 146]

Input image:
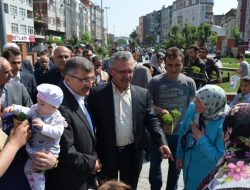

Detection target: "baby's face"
[37, 98, 56, 115]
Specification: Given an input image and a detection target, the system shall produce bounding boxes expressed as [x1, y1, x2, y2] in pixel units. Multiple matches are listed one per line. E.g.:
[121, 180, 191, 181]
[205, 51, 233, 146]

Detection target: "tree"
[181, 24, 198, 48]
[197, 23, 212, 47]
[233, 27, 240, 45]
[70, 34, 79, 46]
[81, 32, 92, 45]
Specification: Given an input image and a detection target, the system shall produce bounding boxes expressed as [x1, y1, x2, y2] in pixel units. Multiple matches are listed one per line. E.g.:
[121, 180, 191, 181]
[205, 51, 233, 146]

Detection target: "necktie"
[82, 101, 94, 133]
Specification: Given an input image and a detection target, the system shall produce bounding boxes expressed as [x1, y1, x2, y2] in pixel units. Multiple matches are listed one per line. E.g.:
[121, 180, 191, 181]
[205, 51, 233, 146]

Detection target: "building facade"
[172, 0, 214, 26]
[237, 0, 250, 43]
[3, 0, 35, 43]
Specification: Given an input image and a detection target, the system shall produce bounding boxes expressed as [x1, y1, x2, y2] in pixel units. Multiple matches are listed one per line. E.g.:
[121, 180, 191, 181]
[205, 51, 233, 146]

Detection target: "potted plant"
[13, 112, 28, 128]
[162, 109, 182, 134]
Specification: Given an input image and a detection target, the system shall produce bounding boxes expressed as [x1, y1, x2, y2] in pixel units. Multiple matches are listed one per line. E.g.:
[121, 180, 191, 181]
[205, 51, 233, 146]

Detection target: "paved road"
[137, 159, 184, 190]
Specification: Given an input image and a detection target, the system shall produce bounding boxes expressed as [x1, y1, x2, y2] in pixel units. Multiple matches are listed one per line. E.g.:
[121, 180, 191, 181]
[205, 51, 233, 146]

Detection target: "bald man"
[39, 46, 71, 85]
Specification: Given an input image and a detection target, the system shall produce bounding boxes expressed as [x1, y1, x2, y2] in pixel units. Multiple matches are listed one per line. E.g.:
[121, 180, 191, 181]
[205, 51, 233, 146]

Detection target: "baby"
[230, 76, 250, 108]
[4, 83, 67, 190]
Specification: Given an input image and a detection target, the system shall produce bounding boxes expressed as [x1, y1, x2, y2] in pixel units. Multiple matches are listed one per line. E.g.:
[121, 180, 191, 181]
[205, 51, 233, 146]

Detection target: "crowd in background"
[0, 42, 250, 190]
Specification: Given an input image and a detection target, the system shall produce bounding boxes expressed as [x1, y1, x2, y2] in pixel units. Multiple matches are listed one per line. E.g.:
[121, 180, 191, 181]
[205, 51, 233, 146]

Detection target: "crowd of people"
[0, 42, 249, 190]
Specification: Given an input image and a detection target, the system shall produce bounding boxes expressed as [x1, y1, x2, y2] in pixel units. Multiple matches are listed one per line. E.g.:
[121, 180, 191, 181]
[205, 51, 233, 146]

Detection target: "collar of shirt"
[111, 81, 131, 96]
[10, 72, 20, 83]
[63, 81, 85, 104]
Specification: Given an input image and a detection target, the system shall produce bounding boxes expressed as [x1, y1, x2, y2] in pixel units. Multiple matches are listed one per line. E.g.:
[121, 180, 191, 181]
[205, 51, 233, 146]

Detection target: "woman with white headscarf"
[198, 103, 250, 190]
[176, 85, 230, 190]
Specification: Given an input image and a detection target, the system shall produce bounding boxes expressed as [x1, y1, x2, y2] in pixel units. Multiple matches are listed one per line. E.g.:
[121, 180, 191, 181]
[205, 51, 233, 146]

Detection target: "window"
[27, 10, 33, 18]
[10, 5, 17, 16]
[28, 26, 34, 34]
[19, 8, 26, 17]
[192, 0, 196, 5]
[20, 25, 27, 34]
[4, 3, 8, 13]
[11, 23, 18, 33]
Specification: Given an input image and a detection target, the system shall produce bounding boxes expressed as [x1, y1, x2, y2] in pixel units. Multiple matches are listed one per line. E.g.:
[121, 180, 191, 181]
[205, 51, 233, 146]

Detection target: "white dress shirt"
[112, 83, 134, 146]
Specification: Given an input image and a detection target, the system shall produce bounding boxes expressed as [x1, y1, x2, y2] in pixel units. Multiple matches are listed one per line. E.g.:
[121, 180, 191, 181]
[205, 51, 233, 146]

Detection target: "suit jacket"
[87, 83, 167, 178]
[131, 64, 152, 88]
[5, 82, 33, 107]
[46, 82, 97, 190]
[0, 82, 32, 190]
[20, 71, 37, 103]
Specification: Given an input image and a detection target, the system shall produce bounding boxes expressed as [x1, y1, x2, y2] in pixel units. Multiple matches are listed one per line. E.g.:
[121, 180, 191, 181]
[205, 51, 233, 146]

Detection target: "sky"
[91, 0, 238, 37]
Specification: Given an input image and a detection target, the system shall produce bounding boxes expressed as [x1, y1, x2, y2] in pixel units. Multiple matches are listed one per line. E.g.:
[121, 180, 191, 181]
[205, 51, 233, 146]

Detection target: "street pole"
[0, 0, 7, 50]
[101, 0, 104, 44]
[104, 6, 110, 36]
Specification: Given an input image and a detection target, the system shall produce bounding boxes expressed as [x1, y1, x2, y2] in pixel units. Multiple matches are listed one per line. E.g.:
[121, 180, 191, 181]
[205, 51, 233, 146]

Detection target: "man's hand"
[33, 151, 58, 171]
[176, 159, 183, 171]
[3, 105, 14, 113]
[191, 124, 205, 141]
[154, 106, 169, 117]
[32, 118, 44, 129]
[93, 159, 102, 173]
[159, 145, 174, 161]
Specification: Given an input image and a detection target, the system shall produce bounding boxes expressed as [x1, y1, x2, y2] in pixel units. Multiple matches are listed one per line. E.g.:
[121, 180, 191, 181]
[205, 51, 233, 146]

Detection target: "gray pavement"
[137, 160, 184, 190]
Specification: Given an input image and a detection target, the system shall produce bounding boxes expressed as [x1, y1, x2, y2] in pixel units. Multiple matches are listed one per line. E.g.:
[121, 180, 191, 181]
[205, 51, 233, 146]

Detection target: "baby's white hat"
[37, 84, 64, 108]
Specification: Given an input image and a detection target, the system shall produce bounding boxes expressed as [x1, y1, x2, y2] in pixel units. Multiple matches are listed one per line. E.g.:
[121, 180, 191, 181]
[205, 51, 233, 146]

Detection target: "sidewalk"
[137, 159, 184, 190]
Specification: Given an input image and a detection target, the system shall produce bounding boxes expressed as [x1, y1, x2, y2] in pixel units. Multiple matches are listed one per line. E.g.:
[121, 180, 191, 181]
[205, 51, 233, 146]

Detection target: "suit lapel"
[61, 83, 95, 138]
[131, 85, 139, 135]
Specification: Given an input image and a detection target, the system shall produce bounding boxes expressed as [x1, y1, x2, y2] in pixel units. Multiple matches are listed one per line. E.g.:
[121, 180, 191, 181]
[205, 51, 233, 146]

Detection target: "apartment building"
[3, 0, 35, 43]
[237, 0, 250, 43]
[223, 8, 237, 39]
[172, 0, 214, 26]
[160, 5, 172, 41]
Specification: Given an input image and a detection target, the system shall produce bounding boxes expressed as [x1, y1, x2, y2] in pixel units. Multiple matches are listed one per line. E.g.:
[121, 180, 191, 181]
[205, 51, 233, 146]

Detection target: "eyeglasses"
[68, 74, 95, 84]
[111, 68, 133, 75]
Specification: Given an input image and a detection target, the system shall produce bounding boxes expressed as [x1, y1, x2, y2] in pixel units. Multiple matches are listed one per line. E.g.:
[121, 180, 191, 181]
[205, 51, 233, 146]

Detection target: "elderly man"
[46, 57, 101, 190]
[0, 57, 57, 190]
[39, 46, 71, 85]
[87, 51, 172, 190]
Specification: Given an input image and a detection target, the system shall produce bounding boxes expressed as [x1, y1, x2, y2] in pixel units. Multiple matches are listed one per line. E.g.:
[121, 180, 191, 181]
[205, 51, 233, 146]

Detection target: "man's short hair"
[63, 57, 94, 76]
[199, 47, 208, 53]
[240, 76, 250, 85]
[109, 51, 134, 68]
[188, 44, 199, 52]
[165, 47, 184, 63]
[2, 47, 21, 60]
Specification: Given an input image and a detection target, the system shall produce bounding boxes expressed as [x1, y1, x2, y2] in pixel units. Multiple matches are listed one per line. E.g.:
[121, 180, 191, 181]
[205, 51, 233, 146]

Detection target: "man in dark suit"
[38, 46, 71, 85]
[46, 57, 101, 190]
[87, 51, 172, 190]
[2, 47, 37, 102]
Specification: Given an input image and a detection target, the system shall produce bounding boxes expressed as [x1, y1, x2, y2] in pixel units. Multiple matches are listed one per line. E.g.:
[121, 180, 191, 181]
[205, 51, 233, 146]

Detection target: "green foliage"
[95, 46, 108, 58]
[170, 109, 182, 120]
[81, 32, 92, 44]
[70, 34, 79, 46]
[47, 36, 64, 45]
[233, 27, 240, 45]
[162, 114, 173, 125]
[191, 66, 201, 73]
[162, 109, 182, 125]
[17, 112, 28, 121]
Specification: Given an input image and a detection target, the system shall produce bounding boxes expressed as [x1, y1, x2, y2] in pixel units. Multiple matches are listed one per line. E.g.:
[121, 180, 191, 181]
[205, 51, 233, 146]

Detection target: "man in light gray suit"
[0, 57, 33, 108]
[131, 64, 152, 88]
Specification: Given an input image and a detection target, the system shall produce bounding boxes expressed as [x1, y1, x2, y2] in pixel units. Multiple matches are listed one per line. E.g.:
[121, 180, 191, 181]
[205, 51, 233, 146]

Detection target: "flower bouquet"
[162, 109, 182, 134]
[13, 112, 28, 128]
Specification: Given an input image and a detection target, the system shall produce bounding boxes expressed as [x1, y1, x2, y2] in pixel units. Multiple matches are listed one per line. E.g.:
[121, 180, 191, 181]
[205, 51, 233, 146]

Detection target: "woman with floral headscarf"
[176, 85, 230, 190]
[198, 103, 250, 190]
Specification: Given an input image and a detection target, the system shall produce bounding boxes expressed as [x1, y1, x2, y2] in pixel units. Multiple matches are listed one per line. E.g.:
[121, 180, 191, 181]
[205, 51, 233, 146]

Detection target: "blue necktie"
[82, 102, 94, 133]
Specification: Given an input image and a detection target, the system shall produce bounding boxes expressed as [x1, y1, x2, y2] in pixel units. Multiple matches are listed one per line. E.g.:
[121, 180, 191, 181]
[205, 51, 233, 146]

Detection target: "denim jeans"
[149, 134, 180, 190]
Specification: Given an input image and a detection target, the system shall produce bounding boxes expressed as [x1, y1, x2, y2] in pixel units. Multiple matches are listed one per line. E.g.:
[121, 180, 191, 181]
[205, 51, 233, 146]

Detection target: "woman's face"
[194, 96, 205, 113]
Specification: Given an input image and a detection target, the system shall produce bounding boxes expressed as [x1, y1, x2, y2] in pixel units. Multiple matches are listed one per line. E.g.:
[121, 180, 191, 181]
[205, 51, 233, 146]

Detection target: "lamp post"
[101, 0, 104, 44]
[0, 0, 7, 49]
[104, 6, 110, 35]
